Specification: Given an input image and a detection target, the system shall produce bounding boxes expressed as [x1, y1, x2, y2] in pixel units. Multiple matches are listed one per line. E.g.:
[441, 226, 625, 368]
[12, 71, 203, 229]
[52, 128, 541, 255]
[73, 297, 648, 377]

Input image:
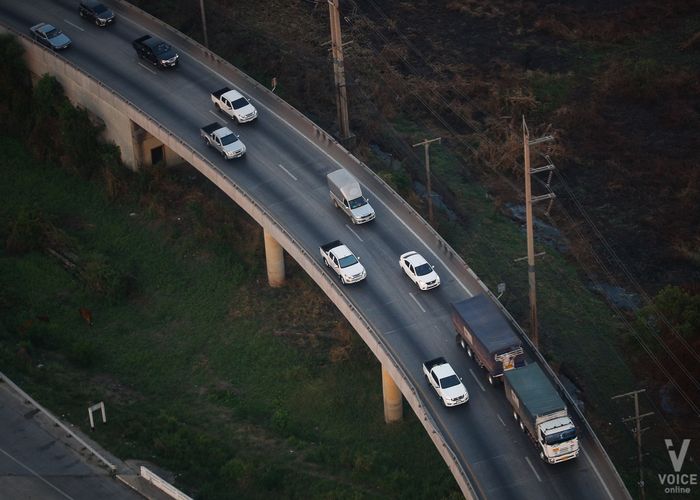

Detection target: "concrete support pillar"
[382, 365, 403, 423]
[263, 229, 285, 287]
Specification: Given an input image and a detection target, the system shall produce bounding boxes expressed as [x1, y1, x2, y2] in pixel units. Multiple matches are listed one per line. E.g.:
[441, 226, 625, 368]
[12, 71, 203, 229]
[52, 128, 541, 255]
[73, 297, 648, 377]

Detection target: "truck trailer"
[451, 293, 525, 385]
[503, 363, 579, 463]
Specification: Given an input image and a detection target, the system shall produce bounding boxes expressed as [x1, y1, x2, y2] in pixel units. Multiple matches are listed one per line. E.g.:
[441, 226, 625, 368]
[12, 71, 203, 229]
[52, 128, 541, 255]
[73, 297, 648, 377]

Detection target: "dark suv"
[132, 34, 179, 68]
[79, 1, 115, 27]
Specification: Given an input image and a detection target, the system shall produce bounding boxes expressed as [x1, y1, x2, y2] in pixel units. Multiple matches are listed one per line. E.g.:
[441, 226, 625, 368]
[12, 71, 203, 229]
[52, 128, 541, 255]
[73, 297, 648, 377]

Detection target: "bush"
[67, 338, 98, 368]
[5, 210, 48, 255]
[0, 35, 32, 137]
[80, 254, 137, 301]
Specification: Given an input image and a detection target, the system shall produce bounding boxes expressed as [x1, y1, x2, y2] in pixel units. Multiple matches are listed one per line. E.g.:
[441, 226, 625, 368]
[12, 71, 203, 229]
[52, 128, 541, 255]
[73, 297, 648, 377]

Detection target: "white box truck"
[326, 169, 375, 224]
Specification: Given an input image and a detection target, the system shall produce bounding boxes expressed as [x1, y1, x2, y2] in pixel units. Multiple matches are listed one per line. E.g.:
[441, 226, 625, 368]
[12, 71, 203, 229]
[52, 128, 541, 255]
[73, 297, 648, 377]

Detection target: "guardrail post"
[382, 365, 403, 423]
[263, 229, 285, 287]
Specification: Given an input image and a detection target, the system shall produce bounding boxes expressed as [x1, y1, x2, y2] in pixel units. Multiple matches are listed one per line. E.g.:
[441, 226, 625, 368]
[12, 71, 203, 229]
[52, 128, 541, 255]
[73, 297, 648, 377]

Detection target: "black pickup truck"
[132, 35, 178, 68]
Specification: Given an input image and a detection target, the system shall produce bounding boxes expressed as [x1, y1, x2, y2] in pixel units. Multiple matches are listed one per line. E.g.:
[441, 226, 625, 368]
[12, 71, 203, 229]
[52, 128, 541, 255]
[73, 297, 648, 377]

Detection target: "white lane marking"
[0, 447, 75, 499]
[344, 224, 363, 243]
[184, 54, 474, 298]
[583, 447, 615, 500]
[497, 414, 506, 427]
[469, 368, 486, 392]
[524, 456, 542, 482]
[278, 164, 298, 181]
[63, 20, 84, 32]
[137, 62, 157, 75]
[208, 109, 221, 120]
[409, 292, 426, 313]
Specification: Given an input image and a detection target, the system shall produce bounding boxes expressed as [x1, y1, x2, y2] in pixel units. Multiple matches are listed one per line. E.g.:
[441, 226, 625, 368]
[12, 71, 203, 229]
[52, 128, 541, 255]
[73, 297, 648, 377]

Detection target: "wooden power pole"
[328, 0, 351, 141]
[612, 389, 653, 500]
[413, 137, 441, 226]
[199, 0, 209, 48]
[522, 117, 555, 349]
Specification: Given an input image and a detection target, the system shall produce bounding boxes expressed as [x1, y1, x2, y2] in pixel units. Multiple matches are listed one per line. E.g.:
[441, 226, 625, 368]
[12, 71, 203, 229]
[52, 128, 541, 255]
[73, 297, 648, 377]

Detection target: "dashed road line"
[469, 368, 486, 392]
[63, 20, 84, 32]
[344, 224, 363, 242]
[409, 292, 426, 313]
[278, 163, 298, 181]
[208, 109, 221, 120]
[524, 456, 542, 482]
[497, 414, 506, 427]
[137, 62, 157, 75]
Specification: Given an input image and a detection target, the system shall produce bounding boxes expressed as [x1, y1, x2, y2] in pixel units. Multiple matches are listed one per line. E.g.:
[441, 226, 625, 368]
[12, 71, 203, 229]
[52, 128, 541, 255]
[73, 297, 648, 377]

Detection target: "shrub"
[0, 35, 32, 137]
[80, 254, 137, 301]
[5, 210, 48, 255]
[67, 338, 98, 368]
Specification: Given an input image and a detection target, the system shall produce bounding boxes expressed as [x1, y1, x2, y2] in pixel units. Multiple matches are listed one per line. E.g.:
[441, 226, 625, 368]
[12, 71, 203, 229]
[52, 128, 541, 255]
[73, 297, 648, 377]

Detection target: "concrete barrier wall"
[140, 466, 192, 500]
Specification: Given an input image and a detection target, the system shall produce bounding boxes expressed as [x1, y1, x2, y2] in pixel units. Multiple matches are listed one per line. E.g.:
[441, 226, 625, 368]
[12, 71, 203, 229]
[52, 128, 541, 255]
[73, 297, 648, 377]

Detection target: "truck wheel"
[79, 10, 85, 17]
[519, 420, 525, 432]
[460, 338, 467, 351]
[513, 411, 518, 421]
[488, 374, 495, 385]
[539, 451, 546, 462]
[467, 347, 473, 359]
[95, 18, 101, 26]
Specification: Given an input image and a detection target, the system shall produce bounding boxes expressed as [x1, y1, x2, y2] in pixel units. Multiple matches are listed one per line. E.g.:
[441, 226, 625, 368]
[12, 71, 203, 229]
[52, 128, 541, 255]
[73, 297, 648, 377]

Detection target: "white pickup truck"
[320, 240, 366, 284]
[200, 122, 246, 159]
[423, 357, 469, 407]
[211, 87, 258, 123]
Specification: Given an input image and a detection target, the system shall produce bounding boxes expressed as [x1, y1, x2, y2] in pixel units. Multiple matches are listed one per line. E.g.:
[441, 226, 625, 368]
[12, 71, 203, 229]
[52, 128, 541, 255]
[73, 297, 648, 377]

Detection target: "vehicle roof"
[504, 364, 565, 416]
[330, 244, 352, 259]
[432, 362, 457, 379]
[451, 293, 522, 354]
[327, 168, 358, 186]
[401, 251, 428, 267]
[34, 23, 55, 33]
[213, 126, 235, 138]
[142, 35, 166, 48]
[222, 89, 245, 101]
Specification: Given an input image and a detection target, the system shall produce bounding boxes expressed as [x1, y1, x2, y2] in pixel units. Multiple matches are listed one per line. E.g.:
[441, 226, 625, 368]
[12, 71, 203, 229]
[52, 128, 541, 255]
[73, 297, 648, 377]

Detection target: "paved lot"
[0, 379, 143, 500]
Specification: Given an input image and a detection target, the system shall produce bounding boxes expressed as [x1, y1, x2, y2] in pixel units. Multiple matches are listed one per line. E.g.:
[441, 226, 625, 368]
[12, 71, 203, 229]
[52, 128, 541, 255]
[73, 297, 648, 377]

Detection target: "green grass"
[0, 137, 460, 499]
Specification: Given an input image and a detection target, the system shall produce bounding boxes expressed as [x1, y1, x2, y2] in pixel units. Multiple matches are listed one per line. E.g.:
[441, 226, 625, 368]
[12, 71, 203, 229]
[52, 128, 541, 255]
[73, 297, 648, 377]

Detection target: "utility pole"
[412, 137, 441, 226]
[612, 389, 653, 500]
[199, 0, 209, 48]
[327, 0, 351, 141]
[521, 117, 555, 349]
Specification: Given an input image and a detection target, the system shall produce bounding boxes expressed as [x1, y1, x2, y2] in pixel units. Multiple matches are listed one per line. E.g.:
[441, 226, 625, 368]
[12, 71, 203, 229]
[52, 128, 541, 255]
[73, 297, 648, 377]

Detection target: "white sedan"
[399, 251, 440, 290]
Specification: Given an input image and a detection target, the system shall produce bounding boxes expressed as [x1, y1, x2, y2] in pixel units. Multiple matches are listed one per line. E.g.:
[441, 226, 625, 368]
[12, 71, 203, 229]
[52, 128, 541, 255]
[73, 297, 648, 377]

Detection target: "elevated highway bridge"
[0, 1, 631, 498]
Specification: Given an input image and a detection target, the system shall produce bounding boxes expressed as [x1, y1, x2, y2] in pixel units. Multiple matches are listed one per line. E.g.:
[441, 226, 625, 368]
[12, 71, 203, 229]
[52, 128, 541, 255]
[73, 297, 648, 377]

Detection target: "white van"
[326, 169, 376, 224]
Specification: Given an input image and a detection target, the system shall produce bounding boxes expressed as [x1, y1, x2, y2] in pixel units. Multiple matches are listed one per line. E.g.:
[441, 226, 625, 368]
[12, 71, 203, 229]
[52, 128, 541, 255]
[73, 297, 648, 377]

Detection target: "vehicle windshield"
[348, 197, 366, 209]
[415, 263, 432, 276]
[544, 428, 577, 446]
[338, 255, 358, 268]
[220, 133, 238, 146]
[46, 28, 61, 38]
[155, 42, 171, 55]
[231, 97, 249, 110]
[440, 375, 460, 389]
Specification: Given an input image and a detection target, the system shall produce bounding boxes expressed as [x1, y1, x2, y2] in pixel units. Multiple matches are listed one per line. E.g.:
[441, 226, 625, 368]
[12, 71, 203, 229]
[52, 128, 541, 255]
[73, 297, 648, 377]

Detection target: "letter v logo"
[665, 439, 691, 473]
